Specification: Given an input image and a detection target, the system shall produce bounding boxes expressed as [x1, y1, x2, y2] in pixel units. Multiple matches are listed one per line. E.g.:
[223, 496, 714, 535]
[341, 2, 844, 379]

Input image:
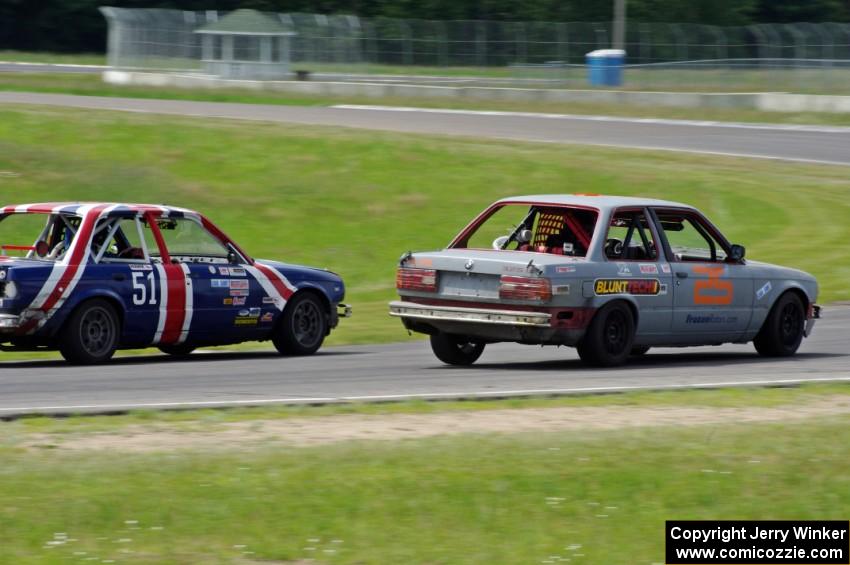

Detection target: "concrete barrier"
[102, 71, 850, 114]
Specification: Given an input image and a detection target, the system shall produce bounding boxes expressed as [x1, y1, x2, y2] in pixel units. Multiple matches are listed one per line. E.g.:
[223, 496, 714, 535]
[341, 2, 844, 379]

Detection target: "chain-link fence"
[100, 7, 850, 93]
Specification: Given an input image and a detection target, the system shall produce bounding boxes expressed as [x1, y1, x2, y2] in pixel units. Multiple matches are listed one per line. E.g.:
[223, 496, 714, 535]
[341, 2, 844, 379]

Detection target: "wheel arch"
[595, 296, 639, 327]
[46, 290, 127, 338]
[757, 285, 809, 334]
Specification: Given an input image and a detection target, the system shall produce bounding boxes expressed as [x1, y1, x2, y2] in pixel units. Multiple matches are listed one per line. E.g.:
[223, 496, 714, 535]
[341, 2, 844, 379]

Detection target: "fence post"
[476, 21, 487, 66]
[557, 22, 568, 63]
[515, 22, 527, 64]
[436, 20, 448, 67]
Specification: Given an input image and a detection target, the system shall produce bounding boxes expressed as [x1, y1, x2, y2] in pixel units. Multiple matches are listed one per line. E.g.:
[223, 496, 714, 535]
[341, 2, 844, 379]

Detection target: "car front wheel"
[754, 292, 805, 357]
[430, 333, 485, 366]
[58, 299, 120, 365]
[273, 293, 328, 356]
[576, 301, 635, 367]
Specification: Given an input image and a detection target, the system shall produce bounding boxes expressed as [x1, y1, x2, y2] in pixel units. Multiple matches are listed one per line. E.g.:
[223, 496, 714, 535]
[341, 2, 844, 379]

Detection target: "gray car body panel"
[392, 195, 819, 348]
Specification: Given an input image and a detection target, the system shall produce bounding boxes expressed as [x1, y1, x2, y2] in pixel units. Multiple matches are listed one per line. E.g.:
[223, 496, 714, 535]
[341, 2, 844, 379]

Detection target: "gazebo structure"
[195, 9, 296, 79]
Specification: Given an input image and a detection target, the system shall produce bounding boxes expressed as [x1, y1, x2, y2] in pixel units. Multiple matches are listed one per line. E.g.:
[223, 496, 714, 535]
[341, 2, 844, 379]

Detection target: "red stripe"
[39, 204, 108, 314]
[158, 263, 187, 344]
[254, 262, 294, 300]
[563, 212, 592, 250]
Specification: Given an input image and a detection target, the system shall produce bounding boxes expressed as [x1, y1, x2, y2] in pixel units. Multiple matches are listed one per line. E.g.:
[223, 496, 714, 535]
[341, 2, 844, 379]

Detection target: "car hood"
[254, 259, 343, 283]
[744, 259, 817, 282]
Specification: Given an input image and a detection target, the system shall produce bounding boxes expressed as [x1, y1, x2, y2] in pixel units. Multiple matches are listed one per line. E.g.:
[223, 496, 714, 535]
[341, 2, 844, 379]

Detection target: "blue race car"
[0, 203, 350, 364]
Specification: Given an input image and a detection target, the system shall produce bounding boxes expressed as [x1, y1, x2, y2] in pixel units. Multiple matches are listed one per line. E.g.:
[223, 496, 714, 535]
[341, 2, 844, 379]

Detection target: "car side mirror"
[729, 244, 745, 262]
[228, 250, 239, 264]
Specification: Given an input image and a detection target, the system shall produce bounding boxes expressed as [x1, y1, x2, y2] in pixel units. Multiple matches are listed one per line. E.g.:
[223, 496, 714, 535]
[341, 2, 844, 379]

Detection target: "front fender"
[748, 279, 816, 335]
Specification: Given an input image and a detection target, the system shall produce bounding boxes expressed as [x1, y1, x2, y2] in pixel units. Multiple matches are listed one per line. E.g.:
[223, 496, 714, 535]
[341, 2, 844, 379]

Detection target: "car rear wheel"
[430, 333, 485, 366]
[273, 293, 327, 356]
[576, 301, 635, 367]
[58, 299, 119, 365]
[754, 292, 805, 357]
[159, 344, 196, 357]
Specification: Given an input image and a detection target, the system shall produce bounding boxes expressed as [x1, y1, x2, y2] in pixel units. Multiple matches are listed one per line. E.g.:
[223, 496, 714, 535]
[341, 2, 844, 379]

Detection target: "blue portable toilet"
[586, 49, 625, 87]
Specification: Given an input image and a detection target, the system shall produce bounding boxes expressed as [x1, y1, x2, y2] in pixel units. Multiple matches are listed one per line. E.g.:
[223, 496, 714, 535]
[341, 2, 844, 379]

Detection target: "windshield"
[453, 203, 598, 257]
[0, 213, 81, 262]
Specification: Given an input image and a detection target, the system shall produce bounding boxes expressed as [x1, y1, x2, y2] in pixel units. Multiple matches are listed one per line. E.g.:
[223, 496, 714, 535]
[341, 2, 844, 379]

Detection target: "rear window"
[454, 204, 598, 257]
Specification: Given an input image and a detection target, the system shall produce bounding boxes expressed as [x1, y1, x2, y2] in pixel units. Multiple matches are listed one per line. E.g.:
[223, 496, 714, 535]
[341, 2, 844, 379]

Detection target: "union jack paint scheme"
[390, 195, 820, 367]
[0, 203, 350, 363]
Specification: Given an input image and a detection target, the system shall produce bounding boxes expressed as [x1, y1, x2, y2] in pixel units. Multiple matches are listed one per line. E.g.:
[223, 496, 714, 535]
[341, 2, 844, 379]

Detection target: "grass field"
[1, 384, 849, 563]
[4, 72, 850, 127]
[1, 104, 849, 350]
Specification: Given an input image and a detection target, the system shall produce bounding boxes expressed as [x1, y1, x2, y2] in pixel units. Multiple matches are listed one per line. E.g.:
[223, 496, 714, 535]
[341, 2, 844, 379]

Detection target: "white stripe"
[244, 264, 288, 311]
[331, 105, 850, 134]
[152, 263, 168, 344]
[1, 375, 849, 415]
[177, 263, 193, 344]
[255, 261, 298, 294]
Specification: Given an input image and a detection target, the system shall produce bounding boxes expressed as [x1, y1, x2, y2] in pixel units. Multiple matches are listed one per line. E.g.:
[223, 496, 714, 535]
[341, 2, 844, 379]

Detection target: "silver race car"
[390, 195, 820, 367]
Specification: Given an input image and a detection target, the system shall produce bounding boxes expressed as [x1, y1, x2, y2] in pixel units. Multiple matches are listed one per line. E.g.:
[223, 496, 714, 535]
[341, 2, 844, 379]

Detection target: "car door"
[602, 208, 674, 343]
[652, 208, 753, 342]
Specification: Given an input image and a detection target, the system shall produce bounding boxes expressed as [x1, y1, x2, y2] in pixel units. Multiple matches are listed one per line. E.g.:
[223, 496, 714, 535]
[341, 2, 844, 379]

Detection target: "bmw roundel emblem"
[465, 259, 475, 270]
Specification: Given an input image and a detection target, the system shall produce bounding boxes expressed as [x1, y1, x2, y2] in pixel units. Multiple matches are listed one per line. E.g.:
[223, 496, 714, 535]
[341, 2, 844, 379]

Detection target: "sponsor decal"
[211, 279, 230, 288]
[503, 265, 527, 274]
[639, 263, 658, 275]
[659, 284, 668, 296]
[129, 264, 153, 271]
[693, 266, 734, 306]
[230, 289, 249, 297]
[617, 262, 632, 276]
[218, 266, 230, 275]
[553, 284, 571, 295]
[249, 307, 261, 317]
[595, 278, 661, 296]
[262, 296, 276, 304]
[661, 264, 672, 274]
[208, 265, 216, 274]
[260, 312, 274, 323]
[756, 281, 772, 301]
[230, 279, 249, 290]
[234, 317, 258, 326]
[229, 267, 247, 277]
[223, 298, 233, 305]
[555, 265, 577, 274]
[562, 242, 574, 254]
[232, 296, 246, 306]
[411, 258, 432, 268]
[0, 299, 4, 307]
[238, 309, 250, 317]
[0, 269, 5, 280]
[686, 313, 738, 324]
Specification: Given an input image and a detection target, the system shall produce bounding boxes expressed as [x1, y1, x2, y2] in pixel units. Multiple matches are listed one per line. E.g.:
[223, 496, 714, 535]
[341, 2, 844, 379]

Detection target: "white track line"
[2, 376, 850, 415]
[332, 104, 850, 134]
[0, 60, 106, 70]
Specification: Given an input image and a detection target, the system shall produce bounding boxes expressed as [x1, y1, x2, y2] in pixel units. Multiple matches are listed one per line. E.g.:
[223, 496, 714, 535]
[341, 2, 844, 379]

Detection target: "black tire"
[158, 344, 196, 357]
[58, 299, 120, 365]
[754, 292, 805, 357]
[273, 292, 327, 356]
[630, 346, 650, 356]
[576, 301, 635, 367]
[430, 333, 485, 366]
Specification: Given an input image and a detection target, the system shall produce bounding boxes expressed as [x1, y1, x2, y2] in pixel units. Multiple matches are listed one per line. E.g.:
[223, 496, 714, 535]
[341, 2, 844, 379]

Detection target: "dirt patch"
[22, 396, 850, 452]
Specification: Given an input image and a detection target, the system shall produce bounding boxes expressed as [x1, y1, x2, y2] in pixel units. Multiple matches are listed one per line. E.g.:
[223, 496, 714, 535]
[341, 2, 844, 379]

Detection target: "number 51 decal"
[132, 271, 158, 306]
[692, 265, 734, 305]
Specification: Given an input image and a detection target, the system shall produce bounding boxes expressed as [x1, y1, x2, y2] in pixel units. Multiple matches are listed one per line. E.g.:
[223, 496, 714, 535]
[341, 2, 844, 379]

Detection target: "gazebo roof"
[195, 9, 295, 36]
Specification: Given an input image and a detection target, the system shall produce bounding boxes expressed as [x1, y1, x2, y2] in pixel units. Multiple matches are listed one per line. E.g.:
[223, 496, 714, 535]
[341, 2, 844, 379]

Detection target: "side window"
[92, 218, 148, 263]
[656, 212, 727, 262]
[154, 218, 228, 259]
[605, 210, 657, 260]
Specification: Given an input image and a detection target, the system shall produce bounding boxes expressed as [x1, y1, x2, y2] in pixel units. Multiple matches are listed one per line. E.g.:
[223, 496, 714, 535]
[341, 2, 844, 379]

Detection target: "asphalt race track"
[0, 307, 847, 416]
[1, 90, 848, 416]
[2, 92, 850, 165]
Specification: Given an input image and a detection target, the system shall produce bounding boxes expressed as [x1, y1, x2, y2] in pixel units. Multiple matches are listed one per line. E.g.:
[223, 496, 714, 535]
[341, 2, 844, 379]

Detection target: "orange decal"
[693, 266, 733, 305]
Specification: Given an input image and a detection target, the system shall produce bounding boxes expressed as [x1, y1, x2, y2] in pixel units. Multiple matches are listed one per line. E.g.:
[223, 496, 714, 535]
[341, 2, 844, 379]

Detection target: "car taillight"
[499, 276, 552, 302]
[397, 268, 438, 292]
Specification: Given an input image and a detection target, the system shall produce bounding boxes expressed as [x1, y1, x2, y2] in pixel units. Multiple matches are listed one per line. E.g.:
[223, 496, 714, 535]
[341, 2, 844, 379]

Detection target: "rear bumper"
[805, 304, 821, 337]
[389, 300, 551, 327]
[389, 300, 585, 345]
